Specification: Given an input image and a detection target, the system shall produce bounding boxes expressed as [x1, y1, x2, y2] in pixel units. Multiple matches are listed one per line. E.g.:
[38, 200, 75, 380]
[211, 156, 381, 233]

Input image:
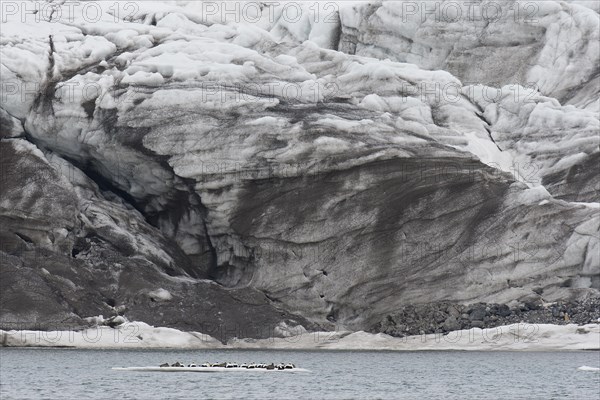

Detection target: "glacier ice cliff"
[0, 0, 598, 338]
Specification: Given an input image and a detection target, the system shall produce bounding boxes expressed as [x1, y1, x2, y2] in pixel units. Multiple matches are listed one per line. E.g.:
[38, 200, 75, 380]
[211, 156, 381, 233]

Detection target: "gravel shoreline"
[371, 298, 600, 337]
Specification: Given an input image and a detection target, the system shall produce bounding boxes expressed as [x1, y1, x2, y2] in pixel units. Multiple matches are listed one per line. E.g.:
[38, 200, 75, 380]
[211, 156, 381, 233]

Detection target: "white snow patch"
[84, 315, 105, 326]
[314, 136, 351, 152]
[2, 323, 598, 351]
[148, 288, 173, 301]
[121, 71, 165, 86]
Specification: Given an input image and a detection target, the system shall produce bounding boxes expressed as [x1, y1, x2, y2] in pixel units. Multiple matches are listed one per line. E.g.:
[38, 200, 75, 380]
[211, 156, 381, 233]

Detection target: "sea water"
[0, 348, 598, 399]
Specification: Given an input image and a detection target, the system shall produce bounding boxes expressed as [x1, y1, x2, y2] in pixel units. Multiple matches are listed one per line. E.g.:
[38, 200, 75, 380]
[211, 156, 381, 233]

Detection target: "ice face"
[1, 1, 598, 335]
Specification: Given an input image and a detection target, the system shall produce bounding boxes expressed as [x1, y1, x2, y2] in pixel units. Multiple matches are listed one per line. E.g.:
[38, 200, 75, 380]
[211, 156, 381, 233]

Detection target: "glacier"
[0, 0, 598, 340]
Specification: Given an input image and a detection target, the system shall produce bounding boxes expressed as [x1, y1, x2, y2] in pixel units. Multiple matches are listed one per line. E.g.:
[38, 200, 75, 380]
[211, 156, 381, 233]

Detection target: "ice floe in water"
[577, 366, 600, 372]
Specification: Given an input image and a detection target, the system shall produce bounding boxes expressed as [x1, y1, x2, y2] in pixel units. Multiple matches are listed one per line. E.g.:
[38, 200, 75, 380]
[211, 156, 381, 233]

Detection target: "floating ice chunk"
[577, 366, 600, 372]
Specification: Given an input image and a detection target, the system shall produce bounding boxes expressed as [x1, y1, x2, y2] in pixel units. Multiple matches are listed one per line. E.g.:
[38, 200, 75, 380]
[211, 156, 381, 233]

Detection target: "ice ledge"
[2, 322, 599, 351]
